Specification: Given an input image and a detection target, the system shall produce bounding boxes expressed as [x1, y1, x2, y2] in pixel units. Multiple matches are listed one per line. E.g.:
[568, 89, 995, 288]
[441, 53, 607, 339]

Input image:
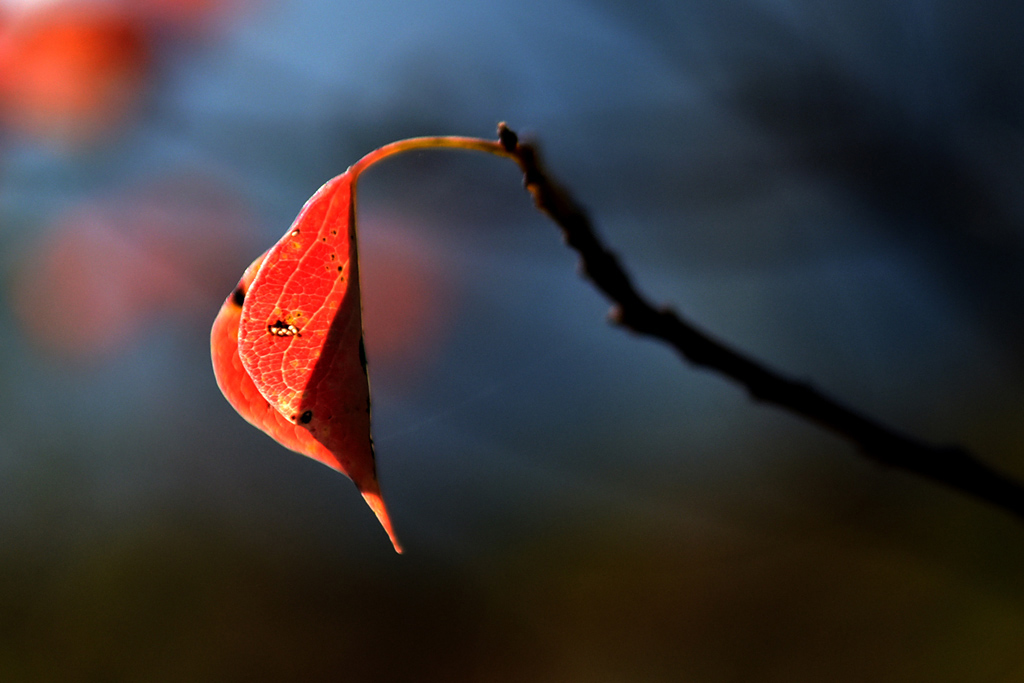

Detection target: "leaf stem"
[348, 136, 514, 179]
[342, 122, 1024, 523]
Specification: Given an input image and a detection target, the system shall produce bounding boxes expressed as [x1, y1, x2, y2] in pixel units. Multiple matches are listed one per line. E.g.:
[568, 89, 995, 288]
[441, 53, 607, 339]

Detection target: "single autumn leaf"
[237, 170, 390, 536]
[213, 134, 512, 553]
[211, 247, 401, 552]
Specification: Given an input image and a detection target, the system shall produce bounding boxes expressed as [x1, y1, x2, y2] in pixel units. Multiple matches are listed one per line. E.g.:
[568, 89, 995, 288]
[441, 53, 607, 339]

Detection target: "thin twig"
[496, 122, 1024, 522]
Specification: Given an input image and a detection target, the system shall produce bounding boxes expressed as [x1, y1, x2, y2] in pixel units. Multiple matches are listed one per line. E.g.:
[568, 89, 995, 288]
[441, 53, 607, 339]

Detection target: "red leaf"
[212, 135, 511, 553]
[238, 173, 364, 435]
[212, 245, 400, 552]
[238, 170, 387, 516]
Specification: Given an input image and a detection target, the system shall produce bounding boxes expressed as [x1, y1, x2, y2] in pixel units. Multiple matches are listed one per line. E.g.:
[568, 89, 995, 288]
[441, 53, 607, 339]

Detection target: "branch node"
[497, 122, 518, 152]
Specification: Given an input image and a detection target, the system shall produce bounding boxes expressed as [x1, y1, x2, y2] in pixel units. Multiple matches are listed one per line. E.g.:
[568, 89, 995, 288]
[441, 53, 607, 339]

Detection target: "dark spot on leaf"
[268, 320, 300, 337]
[231, 287, 245, 307]
[299, 410, 313, 424]
[337, 266, 343, 272]
[330, 254, 335, 260]
[331, 229, 337, 235]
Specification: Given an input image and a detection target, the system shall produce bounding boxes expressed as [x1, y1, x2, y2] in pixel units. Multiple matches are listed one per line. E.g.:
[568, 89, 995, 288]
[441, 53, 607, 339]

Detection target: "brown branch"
[496, 122, 1024, 522]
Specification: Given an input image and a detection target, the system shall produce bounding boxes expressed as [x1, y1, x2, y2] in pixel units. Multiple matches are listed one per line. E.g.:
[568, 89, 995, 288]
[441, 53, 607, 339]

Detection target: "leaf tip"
[359, 483, 403, 554]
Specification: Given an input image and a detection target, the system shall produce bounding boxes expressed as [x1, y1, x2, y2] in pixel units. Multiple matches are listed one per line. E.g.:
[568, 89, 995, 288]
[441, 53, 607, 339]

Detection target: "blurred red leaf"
[0, 1, 150, 145]
[359, 214, 455, 383]
[11, 173, 252, 360]
[12, 216, 151, 358]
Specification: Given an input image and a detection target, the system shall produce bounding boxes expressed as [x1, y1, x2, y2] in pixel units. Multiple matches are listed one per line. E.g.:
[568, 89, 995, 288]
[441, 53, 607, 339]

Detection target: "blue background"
[1, 0, 1023, 679]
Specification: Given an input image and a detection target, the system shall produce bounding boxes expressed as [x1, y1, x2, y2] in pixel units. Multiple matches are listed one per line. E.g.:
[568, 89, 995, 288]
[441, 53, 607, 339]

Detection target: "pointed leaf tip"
[360, 483, 403, 554]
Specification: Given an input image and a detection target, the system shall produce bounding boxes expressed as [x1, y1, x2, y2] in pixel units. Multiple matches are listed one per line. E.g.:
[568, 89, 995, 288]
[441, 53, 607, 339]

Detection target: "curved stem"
[334, 122, 1024, 524]
[348, 136, 514, 180]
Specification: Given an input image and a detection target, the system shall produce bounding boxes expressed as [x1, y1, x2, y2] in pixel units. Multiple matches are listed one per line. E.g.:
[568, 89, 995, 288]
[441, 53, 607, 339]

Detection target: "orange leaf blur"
[13, 174, 251, 361]
[359, 217, 454, 383]
[0, 2, 150, 145]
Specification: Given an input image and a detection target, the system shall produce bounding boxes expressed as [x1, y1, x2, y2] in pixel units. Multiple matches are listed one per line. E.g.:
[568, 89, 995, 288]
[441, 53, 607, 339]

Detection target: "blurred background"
[1, 0, 1023, 680]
